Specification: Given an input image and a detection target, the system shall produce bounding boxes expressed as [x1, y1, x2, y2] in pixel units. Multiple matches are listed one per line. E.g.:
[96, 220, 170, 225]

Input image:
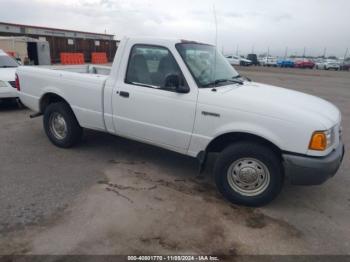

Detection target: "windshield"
[0, 55, 19, 68]
[176, 43, 240, 88]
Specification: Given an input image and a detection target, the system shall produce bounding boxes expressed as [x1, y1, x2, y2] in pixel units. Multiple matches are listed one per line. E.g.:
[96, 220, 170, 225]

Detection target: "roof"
[0, 21, 114, 37]
[122, 36, 211, 46]
[0, 36, 48, 42]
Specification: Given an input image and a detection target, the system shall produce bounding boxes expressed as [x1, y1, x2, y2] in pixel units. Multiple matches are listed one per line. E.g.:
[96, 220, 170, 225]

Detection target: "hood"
[199, 82, 340, 129]
[0, 67, 17, 81]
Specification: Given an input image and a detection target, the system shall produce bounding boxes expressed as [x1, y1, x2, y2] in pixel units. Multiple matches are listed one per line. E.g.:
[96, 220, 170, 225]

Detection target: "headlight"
[0, 80, 8, 87]
[309, 128, 334, 151]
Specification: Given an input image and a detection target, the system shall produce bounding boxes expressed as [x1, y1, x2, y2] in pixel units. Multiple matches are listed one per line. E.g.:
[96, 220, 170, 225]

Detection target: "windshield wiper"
[0, 66, 17, 68]
[202, 78, 243, 88]
[232, 74, 251, 82]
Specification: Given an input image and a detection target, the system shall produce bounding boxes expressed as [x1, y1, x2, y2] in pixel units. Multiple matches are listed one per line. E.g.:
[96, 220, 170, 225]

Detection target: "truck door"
[112, 44, 197, 153]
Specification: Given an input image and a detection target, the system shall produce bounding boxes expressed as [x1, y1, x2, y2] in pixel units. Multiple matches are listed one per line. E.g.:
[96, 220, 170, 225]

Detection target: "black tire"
[43, 102, 83, 148]
[214, 142, 283, 207]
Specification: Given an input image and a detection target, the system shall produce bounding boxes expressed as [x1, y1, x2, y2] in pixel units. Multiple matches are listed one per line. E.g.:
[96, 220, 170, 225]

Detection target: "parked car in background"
[226, 55, 252, 66]
[246, 54, 259, 66]
[259, 56, 277, 67]
[239, 56, 253, 66]
[0, 49, 19, 104]
[340, 62, 350, 71]
[225, 55, 239, 65]
[277, 59, 294, 68]
[17, 37, 345, 207]
[315, 59, 340, 70]
[6, 51, 22, 65]
[294, 59, 315, 69]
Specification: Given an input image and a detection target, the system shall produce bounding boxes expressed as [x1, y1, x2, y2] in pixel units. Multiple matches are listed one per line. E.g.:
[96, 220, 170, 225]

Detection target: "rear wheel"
[43, 102, 82, 148]
[214, 142, 283, 206]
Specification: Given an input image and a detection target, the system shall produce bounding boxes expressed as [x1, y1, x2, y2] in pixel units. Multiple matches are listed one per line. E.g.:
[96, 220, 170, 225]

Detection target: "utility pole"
[303, 47, 306, 58]
[323, 47, 327, 58]
[344, 47, 349, 60]
[343, 48, 349, 69]
[284, 47, 288, 59]
[236, 44, 239, 56]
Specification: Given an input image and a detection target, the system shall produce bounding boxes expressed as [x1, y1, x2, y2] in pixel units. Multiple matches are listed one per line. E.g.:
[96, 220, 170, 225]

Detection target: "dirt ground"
[0, 66, 349, 256]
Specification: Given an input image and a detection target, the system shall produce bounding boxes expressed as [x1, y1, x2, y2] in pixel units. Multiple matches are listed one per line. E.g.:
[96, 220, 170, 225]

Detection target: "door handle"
[119, 91, 130, 98]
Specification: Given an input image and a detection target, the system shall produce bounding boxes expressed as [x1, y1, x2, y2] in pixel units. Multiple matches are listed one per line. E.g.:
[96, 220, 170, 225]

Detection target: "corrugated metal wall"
[38, 35, 117, 63]
[0, 32, 117, 63]
[0, 38, 28, 61]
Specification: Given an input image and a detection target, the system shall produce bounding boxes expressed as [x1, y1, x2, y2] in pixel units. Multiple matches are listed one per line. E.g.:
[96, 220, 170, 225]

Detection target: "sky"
[0, 0, 349, 57]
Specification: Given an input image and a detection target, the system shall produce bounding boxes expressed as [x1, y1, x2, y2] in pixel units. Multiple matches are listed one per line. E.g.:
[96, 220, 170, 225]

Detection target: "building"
[0, 22, 117, 63]
[0, 36, 51, 65]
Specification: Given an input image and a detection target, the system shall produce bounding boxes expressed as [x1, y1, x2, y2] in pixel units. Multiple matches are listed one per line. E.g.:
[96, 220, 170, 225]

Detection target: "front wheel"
[214, 142, 283, 206]
[43, 102, 83, 148]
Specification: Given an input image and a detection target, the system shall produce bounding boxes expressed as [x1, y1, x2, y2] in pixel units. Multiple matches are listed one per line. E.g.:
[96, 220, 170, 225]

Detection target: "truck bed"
[39, 64, 112, 75]
[17, 65, 109, 131]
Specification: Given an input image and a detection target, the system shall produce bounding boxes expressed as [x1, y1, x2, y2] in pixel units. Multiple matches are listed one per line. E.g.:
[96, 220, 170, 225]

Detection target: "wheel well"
[40, 93, 69, 113]
[206, 132, 282, 157]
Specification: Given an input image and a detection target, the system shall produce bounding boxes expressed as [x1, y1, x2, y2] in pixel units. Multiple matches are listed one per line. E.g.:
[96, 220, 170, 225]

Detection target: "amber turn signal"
[309, 132, 327, 151]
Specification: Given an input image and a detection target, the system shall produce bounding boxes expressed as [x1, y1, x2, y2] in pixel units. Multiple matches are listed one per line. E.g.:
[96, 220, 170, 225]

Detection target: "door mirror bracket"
[163, 74, 189, 93]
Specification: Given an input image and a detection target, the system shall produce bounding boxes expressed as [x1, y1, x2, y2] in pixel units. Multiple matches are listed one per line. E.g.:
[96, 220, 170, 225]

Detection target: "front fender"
[188, 117, 311, 157]
[213, 121, 283, 150]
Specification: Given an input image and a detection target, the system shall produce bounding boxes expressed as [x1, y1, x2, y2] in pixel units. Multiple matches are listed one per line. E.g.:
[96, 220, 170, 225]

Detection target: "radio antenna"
[213, 5, 218, 48]
[213, 4, 218, 90]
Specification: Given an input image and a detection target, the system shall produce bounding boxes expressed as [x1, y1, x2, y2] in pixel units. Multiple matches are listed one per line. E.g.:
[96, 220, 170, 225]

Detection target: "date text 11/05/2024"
[127, 255, 220, 261]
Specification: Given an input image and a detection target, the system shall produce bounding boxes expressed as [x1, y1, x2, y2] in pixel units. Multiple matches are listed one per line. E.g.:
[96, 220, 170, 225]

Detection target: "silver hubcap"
[49, 112, 67, 140]
[227, 158, 270, 196]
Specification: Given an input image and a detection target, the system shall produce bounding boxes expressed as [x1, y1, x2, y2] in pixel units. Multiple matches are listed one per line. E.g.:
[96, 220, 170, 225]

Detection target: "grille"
[8, 81, 16, 88]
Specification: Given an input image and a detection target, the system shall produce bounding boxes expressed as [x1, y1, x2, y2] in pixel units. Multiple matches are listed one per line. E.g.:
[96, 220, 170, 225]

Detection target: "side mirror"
[164, 74, 189, 93]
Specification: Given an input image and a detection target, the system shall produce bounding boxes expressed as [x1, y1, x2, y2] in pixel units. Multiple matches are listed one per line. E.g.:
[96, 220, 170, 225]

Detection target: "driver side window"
[125, 45, 186, 91]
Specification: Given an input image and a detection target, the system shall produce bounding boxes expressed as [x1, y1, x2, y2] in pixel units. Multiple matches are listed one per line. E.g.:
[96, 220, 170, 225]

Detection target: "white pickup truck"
[0, 49, 19, 103]
[17, 37, 345, 206]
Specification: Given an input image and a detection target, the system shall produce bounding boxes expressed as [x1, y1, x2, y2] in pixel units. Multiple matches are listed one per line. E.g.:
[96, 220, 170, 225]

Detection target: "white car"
[259, 56, 278, 67]
[17, 37, 344, 206]
[0, 49, 19, 103]
[315, 59, 340, 70]
[225, 55, 252, 66]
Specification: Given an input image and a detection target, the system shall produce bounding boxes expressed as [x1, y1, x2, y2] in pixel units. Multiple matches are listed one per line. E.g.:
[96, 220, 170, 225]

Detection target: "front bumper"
[327, 66, 340, 70]
[283, 142, 345, 185]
